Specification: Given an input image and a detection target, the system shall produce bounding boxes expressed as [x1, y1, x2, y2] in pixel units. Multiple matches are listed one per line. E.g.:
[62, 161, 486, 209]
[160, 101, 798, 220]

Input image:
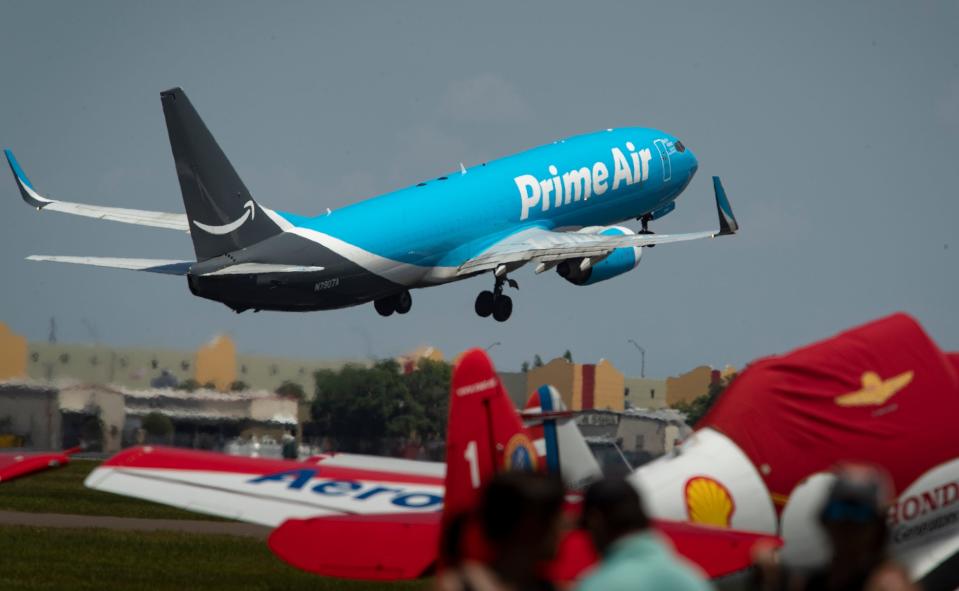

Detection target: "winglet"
[713, 176, 738, 236]
[4, 149, 50, 209]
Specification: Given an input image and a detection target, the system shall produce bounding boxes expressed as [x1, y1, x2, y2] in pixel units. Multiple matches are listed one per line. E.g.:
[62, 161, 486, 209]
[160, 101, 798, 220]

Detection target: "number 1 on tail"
[464, 440, 480, 489]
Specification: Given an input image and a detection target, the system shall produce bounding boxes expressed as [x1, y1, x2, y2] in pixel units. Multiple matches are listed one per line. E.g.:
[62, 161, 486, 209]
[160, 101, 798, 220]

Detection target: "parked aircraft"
[0, 446, 80, 483]
[631, 314, 959, 590]
[5, 88, 738, 321]
[85, 349, 774, 583]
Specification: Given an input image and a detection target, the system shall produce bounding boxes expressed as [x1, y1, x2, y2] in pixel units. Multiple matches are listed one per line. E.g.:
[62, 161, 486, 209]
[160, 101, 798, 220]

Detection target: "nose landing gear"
[475, 275, 518, 322]
[374, 290, 412, 317]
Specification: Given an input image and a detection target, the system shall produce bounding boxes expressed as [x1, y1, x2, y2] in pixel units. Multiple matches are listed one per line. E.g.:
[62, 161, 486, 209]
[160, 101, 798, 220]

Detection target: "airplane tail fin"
[523, 385, 603, 490]
[160, 88, 283, 261]
[442, 348, 539, 522]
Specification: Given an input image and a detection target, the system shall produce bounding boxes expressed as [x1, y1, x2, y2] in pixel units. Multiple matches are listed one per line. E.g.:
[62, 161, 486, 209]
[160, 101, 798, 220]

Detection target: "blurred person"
[753, 464, 916, 591]
[436, 471, 566, 591]
[577, 477, 711, 591]
[281, 429, 298, 459]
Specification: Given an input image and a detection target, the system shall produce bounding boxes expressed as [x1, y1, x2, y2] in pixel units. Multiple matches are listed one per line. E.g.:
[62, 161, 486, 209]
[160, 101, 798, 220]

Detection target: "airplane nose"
[673, 139, 697, 179]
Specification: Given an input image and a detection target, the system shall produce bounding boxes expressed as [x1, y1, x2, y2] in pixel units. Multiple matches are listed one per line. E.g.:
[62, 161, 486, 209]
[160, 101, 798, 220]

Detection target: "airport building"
[0, 322, 361, 398]
[0, 380, 298, 453]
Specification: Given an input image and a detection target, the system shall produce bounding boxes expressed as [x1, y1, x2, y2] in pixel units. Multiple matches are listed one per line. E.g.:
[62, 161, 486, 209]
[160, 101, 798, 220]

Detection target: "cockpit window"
[674, 140, 686, 153]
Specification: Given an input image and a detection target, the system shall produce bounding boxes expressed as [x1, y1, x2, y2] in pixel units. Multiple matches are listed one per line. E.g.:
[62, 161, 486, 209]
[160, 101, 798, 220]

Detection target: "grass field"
[0, 460, 429, 590]
[0, 525, 428, 591]
[0, 459, 220, 519]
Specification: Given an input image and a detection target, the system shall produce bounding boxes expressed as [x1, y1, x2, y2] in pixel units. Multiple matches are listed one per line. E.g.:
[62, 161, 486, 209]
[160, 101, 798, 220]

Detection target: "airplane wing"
[84, 446, 444, 528]
[4, 149, 189, 231]
[0, 447, 80, 483]
[457, 176, 737, 276]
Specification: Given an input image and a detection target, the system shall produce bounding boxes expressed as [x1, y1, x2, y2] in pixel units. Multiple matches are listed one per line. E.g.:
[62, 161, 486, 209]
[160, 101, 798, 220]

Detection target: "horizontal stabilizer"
[4, 149, 189, 231]
[200, 263, 325, 276]
[27, 256, 193, 275]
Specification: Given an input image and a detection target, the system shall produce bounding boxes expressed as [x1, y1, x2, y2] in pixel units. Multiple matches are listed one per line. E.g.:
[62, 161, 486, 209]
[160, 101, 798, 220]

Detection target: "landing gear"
[475, 275, 517, 322]
[638, 213, 655, 247]
[374, 290, 412, 317]
[492, 295, 513, 322]
[475, 291, 494, 317]
[374, 297, 395, 317]
[395, 290, 412, 314]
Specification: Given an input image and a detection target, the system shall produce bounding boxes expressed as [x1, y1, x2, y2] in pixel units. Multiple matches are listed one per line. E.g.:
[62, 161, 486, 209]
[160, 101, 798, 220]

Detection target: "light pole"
[486, 341, 501, 352]
[627, 339, 646, 378]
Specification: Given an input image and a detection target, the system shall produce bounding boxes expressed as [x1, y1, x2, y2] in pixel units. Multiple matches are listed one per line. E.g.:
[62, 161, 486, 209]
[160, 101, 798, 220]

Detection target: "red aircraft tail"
[442, 348, 539, 521]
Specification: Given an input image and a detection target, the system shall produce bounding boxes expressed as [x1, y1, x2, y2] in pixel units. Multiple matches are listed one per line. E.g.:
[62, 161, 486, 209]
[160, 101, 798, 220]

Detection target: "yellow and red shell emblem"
[684, 476, 735, 527]
[502, 433, 538, 472]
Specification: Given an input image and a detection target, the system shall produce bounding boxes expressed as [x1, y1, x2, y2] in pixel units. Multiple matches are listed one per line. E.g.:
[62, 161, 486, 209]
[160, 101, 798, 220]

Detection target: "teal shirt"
[576, 531, 713, 591]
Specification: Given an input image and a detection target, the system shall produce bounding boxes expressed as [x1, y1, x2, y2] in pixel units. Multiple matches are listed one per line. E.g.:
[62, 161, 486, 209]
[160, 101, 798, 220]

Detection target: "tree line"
[309, 358, 451, 454]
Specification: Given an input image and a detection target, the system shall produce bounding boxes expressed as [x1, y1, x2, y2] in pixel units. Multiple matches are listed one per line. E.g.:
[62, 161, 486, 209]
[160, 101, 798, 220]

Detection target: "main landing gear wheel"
[374, 297, 396, 317]
[492, 295, 513, 322]
[374, 290, 412, 317]
[475, 275, 518, 321]
[395, 290, 412, 314]
[475, 291, 494, 317]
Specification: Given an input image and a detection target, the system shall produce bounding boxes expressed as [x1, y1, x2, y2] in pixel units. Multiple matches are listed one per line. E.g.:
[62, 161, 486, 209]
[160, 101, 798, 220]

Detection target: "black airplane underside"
[186, 232, 404, 312]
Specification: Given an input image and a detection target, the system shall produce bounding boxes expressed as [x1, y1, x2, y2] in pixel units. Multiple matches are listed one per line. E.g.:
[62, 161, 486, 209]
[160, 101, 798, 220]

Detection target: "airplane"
[86, 348, 777, 584]
[5, 88, 738, 322]
[628, 313, 959, 591]
[0, 446, 81, 483]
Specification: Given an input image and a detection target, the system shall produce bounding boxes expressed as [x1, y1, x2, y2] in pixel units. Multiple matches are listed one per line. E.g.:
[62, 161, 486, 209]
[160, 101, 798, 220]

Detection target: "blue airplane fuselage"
[277, 127, 697, 273]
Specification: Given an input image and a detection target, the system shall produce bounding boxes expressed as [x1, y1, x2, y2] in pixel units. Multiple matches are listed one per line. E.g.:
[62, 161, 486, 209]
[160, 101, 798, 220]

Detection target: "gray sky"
[1, 1, 957, 377]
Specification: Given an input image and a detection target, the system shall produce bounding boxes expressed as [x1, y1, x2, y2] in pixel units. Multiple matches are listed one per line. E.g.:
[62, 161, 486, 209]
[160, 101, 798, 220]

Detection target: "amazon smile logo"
[192, 201, 255, 235]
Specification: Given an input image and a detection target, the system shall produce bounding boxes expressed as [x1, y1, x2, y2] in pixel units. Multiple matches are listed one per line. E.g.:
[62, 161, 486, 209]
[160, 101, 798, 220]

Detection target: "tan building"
[397, 346, 445, 374]
[624, 377, 668, 410]
[525, 357, 624, 411]
[664, 365, 728, 406]
[0, 323, 27, 381]
[194, 336, 237, 391]
[0, 323, 362, 399]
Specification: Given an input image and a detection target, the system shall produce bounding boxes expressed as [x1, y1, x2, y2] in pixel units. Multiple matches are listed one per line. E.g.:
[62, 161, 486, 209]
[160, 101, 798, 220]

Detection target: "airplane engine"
[556, 226, 642, 285]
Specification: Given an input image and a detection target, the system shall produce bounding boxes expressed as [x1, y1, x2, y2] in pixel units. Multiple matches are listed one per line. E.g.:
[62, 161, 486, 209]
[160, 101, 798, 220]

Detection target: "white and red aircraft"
[86, 349, 776, 583]
[631, 313, 959, 591]
[0, 446, 81, 483]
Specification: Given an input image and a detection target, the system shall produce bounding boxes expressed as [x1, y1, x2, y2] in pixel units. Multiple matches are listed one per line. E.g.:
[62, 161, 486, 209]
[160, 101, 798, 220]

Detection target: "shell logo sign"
[685, 476, 736, 527]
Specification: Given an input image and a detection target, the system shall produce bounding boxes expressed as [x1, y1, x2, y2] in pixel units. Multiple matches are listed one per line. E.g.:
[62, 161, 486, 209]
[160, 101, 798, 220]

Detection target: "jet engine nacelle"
[556, 226, 642, 286]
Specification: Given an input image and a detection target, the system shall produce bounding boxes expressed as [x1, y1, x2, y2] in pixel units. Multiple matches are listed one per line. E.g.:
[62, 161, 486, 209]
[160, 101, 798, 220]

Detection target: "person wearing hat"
[753, 464, 916, 591]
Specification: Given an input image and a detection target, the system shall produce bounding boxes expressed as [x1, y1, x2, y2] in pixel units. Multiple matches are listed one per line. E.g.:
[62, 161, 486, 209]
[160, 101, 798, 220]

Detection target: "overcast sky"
[1, 1, 956, 377]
